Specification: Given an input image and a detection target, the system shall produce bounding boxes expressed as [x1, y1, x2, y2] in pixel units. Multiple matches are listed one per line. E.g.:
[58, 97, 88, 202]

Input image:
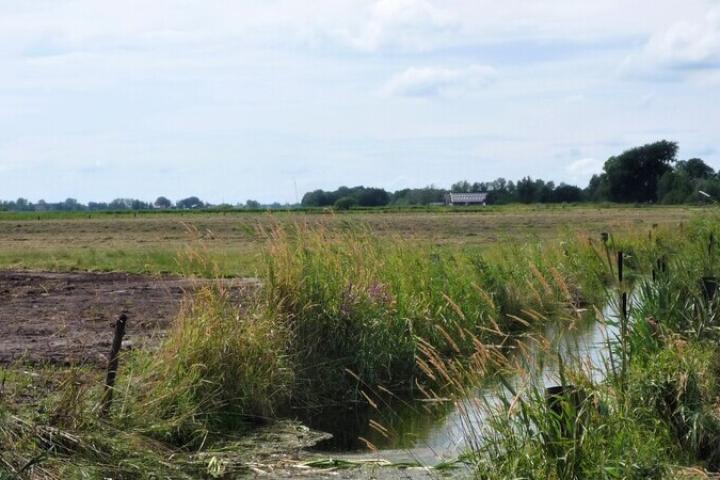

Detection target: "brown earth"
[0, 271, 258, 365]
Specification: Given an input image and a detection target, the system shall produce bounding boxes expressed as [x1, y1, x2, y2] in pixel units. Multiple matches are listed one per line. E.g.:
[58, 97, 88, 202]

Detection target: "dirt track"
[0, 271, 257, 365]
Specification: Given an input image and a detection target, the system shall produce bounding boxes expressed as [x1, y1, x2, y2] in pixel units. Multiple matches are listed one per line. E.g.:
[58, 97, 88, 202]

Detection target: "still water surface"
[309, 303, 621, 465]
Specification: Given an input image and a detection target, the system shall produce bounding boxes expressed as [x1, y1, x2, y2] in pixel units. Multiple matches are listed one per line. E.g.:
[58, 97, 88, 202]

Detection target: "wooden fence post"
[617, 251, 629, 396]
[99, 313, 127, 418]
[601, 232, 614, 279]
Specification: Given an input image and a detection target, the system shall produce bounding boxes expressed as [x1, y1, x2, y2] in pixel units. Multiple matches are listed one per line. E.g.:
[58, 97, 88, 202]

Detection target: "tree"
[657, 171, 692, 204]
[657, 157, 715, 203]
[602, 140, 678, 202]
[154, 196, 172, 209]
[451, 180, 471, 193]
[176, 196, 204, 209]
[62, 198, 82, 211]
[356, 187, 390, 207]
[677, 158, 714, 179]
[537, 180, 555, 203]
[88, 202, 108, 211]
[334, 196, 357, 210]
[130, 199, 150, 210]
[391, 186, 445, 205]
[516, 177, 538, 203]
[15, 198, 31, 211]
[585, 174, 609, 201]
[302, 186, 391, 208]
[109, 198, 131, 210]
[301, 190, 329, 207]
[485, 178, 517, 204]
[552, 184, 583, 203]
[245, 200, 261, 209]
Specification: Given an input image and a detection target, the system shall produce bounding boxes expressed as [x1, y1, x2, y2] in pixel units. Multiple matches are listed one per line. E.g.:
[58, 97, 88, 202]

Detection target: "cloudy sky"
[1, 1, 719, 203]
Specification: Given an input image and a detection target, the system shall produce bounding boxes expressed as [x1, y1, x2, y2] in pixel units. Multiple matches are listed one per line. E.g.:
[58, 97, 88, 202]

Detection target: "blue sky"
[1, 0, 720, 204]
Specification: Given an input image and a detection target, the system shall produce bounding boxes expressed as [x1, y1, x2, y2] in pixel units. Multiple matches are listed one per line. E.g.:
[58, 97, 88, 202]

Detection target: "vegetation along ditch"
[3, 214, 720, 478]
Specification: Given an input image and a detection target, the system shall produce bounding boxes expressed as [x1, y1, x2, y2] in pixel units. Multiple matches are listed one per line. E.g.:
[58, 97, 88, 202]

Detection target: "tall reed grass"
[119, 284, 292, 447]
[7, 214, 717, 477]
[261, 221, 610, 406]
[431, 214, 720, 479]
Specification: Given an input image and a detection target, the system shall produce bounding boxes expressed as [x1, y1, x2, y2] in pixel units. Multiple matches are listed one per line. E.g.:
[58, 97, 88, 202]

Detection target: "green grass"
[434, 213, 720, 479]
[119, 284, 293, 447]
[260, 220, 614, 407]
[0, 205, 702, 276]
[3, 210, 720, 477]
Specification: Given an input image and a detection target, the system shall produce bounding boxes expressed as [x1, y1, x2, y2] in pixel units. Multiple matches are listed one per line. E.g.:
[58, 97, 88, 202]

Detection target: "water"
[308, 304, 622, 465]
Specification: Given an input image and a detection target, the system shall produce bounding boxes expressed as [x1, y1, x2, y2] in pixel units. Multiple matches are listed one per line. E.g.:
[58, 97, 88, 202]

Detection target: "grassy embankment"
[0, 211, 619, 477]
[0, 207, 717, 477]
[425, 214, 720, 479]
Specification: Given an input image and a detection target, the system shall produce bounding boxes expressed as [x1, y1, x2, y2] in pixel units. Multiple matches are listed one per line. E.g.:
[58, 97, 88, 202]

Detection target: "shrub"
[125, 285, 292, 446]
[628, 342, 720, 469]
[334, 196, 357, 210]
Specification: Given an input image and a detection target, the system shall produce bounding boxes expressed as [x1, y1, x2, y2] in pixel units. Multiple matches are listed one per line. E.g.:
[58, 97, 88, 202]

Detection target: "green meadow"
[2, 205, 720, 478]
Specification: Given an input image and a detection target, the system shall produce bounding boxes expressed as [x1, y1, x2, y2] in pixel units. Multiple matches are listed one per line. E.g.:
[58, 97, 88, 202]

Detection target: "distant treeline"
[0, 196, 271, 212]
[1, 140, 718, 212]
[301, 180, 584, 208]
[302, 140, 720, 208]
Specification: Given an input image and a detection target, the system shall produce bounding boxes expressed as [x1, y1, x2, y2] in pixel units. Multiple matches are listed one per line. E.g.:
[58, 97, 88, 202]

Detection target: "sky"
[1, 1, 720, 204]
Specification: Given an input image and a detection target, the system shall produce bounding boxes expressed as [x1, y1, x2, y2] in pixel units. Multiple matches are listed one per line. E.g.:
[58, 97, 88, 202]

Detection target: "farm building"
[445, 192, 488, 206]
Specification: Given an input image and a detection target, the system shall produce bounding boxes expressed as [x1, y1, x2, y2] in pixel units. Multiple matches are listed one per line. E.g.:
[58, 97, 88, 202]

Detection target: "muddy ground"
[0, 270, 457, 479]
[0, 270, 257, 365]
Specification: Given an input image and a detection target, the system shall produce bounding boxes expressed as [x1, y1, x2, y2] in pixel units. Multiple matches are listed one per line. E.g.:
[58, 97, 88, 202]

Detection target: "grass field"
[3, 204, 720, 478]
[0, 205, 702, 275]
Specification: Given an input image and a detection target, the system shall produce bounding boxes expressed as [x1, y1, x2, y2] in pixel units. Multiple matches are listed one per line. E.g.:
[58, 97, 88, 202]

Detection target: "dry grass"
[0, 205, 701, 276]
[0, 206, 717, 478]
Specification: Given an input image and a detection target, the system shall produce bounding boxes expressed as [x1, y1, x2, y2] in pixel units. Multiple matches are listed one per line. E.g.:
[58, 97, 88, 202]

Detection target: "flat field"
[5, 204, 697, 367]
[0, 205, 703, 276]
[0, 205, 717, 478]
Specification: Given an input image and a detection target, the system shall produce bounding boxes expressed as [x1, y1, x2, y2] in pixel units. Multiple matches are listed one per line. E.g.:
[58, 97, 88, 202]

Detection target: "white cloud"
[341, 0, 457, 51]
[0, 1, 703, 58]
[382, 65, 496, 97]
[324, 0, 711, 53]
[566, 158, 604, 182]
[0, 0, 711, 69]
[631, 6, 720, 76]
[648, 8, 720, 67]
[0, 1, 719, 203]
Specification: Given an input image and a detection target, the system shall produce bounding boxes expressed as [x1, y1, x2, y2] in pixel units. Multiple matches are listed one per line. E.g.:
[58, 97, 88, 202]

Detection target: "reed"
[431, 215, 720, 478]
[261, 221, 607, 406]
[118, 284, 293, 447]
[6, 214, 720, 477]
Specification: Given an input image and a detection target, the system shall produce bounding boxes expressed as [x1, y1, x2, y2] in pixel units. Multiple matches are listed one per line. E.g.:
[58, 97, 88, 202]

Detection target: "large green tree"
[602, 140, 678, 202]
[657, 157, 716, 203]
[154, 196, 172, 209]
[677, 158, 714, 179]
[176, 196, 204, 209]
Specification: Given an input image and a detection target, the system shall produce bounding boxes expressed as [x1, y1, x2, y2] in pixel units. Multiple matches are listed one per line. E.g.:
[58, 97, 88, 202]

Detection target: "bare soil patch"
[0, 270, 257, 365]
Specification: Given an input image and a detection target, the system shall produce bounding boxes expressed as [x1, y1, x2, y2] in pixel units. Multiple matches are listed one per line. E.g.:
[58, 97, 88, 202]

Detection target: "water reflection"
[310, 303, 621, 463]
